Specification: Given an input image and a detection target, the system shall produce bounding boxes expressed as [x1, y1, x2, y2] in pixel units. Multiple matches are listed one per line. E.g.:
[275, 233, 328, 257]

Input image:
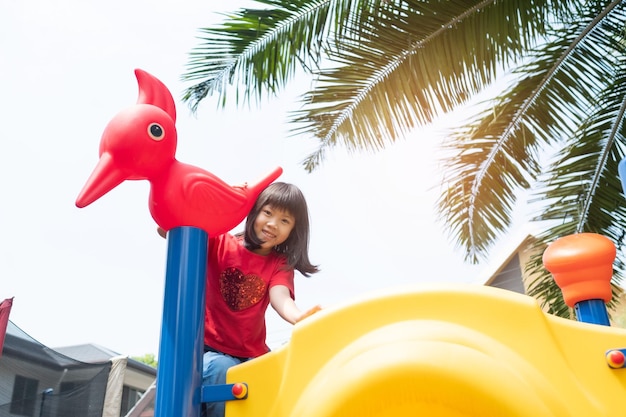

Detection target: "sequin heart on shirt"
[220, 267, 267, 311]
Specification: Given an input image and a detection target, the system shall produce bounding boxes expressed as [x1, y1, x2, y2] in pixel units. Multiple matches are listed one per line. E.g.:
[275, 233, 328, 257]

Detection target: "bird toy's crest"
[135, 69, 176, 122]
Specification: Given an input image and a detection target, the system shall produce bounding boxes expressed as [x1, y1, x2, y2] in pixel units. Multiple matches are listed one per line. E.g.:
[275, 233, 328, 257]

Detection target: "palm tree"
[182, 0, 626, 318]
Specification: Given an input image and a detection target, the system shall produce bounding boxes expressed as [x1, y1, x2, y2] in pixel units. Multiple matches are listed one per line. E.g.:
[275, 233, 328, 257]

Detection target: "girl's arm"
[270, 285, 321, 324]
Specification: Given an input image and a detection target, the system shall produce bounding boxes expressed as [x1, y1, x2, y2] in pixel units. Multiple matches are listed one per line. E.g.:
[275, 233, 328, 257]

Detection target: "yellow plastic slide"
[226, 283, 626, 417]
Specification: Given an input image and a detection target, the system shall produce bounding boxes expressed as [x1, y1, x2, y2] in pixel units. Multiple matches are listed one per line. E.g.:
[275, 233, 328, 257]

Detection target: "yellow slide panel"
[226, 284, 626, 417]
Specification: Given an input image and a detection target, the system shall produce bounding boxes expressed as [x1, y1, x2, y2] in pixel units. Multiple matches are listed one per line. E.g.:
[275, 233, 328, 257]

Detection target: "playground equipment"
[223, 232, 626, 417]
[76, 69, 281, 417]
[77, 69, 626, 417]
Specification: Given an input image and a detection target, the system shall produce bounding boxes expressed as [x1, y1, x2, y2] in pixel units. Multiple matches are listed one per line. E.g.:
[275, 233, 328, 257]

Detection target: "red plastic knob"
[232, 383, 248, 399]
[606, 350, 625, 368]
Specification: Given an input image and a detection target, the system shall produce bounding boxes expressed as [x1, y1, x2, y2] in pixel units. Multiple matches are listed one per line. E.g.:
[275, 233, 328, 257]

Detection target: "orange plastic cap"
[542, 233, 615, 307]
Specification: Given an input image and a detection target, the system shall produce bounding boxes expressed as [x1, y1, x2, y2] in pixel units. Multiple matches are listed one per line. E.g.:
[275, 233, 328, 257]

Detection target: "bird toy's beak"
[76, 152, 127, 208]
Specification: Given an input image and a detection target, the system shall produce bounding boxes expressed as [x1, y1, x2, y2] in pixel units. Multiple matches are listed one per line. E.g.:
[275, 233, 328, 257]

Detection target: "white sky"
[1, 0, 529, 356]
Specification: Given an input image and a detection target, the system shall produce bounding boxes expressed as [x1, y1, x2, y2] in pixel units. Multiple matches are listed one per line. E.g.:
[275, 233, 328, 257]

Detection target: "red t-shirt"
[204, 233, 295, 358]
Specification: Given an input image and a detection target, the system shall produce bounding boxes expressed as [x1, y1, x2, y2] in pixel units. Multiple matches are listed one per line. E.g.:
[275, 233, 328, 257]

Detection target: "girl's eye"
[281, 218, 291, 225]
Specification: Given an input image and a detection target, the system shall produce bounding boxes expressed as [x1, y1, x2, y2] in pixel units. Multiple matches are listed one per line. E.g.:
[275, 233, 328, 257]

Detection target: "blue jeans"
[201, 350, 247, 417]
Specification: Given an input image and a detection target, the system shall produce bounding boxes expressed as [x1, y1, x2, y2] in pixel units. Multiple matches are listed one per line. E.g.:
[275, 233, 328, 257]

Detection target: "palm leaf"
[183, 0, 382, 109]
[292, 0, 557, 170]
[438, 0, 626, 265]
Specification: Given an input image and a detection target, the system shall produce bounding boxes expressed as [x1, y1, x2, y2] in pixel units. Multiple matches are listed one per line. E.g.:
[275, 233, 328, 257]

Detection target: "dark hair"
[244, 182, 319, 277]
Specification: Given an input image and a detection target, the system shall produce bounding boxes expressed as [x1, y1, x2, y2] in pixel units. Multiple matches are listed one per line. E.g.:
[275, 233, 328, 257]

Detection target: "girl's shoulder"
[210, 232, 242, 244]
[209, 233, 244, 256]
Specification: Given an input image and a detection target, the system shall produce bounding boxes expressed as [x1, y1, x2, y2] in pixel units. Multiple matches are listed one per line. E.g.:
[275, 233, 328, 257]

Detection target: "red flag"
[0, 297, 14, 357]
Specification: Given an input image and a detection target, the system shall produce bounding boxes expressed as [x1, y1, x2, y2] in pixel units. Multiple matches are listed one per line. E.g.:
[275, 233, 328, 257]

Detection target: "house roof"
[2, 321, 104, 370]
[55, 343, 156, 374]
[478, 225, 539, 286]
[3, 321, 155, 375]
[55, 343, 122, 363]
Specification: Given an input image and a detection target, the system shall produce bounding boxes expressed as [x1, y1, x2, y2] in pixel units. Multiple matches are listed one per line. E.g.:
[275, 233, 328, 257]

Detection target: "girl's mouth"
[261, 229, 275, 240]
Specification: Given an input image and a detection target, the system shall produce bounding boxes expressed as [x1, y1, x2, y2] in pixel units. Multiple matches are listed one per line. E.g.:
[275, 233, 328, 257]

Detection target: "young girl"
[202, 182, 320, 417]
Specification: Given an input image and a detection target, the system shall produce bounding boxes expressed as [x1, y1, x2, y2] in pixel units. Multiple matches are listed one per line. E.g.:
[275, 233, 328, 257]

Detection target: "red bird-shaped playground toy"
[76, 69, 282, 235]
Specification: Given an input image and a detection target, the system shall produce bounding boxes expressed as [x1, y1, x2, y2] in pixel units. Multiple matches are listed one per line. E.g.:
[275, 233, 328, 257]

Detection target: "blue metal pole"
[154, 226, 208, 417]
[575, 299, 611, 326]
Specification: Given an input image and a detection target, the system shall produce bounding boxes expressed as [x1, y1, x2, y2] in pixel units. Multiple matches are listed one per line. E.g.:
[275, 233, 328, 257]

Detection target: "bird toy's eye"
[147, 123, 165, 141]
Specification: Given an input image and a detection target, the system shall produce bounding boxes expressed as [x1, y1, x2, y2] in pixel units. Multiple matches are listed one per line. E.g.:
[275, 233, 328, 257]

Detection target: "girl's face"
[252, 204, 295, 255]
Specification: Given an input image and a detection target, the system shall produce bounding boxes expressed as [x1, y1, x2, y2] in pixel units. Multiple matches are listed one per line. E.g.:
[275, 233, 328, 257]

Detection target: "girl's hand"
[270, 285, 321, 324]
[157, 227, 167, 239]
[296, 305, 322, 323]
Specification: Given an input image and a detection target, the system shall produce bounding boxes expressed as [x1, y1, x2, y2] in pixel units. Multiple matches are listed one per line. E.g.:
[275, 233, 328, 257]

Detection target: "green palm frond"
[183, 0, 337, 108]
[526, 1, 626, 244]
[292, 0, 555, 170]
[183, 0, 554, 158]
[438, 1, 626, 264]
[183, 0, 395, 108]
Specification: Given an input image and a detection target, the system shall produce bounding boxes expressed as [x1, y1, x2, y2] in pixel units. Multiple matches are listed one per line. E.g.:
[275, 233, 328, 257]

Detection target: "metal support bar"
[202, 383, 249, 403]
